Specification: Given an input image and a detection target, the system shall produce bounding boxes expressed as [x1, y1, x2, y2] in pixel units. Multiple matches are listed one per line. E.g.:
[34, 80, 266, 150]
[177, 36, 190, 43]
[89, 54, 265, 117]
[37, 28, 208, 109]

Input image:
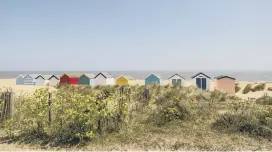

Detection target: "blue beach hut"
[145, 73, 162, 85]
[16, 74, 27, 85]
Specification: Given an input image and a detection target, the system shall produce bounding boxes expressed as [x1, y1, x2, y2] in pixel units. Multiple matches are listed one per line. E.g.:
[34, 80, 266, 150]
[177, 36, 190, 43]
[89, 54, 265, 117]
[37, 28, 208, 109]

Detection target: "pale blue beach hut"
[16, 74, 27, 85]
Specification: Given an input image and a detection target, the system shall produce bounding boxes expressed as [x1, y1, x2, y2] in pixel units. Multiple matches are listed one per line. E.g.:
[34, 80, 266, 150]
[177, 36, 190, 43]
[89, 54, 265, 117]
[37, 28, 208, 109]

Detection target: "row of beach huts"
[16, 72, 236, 94]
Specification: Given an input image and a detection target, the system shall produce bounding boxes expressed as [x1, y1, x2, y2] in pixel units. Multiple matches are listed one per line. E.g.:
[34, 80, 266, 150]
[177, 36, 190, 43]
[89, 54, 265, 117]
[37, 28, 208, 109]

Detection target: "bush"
[256, 96, 272, 105]
[242, 84, 252, 94]
[235, 83, 241, 93]
[212, 110, 272, 140]
[251, 83, 266, 92]
[151, 103, 191, 126]
[210, 90, 228, 103]
[3, 86, 129, 145]
[268, 87, 272, 91]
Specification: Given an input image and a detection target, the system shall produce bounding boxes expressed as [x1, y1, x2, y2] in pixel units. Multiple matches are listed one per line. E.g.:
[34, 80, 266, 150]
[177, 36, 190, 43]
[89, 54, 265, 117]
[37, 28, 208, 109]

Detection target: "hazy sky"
[1, 0, 272, 71]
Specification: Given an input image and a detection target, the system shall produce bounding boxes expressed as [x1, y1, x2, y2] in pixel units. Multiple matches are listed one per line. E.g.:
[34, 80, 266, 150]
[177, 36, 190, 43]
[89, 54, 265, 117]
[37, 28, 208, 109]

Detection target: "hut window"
[177, 79, 181, 84]
[172, 79, 177, 85]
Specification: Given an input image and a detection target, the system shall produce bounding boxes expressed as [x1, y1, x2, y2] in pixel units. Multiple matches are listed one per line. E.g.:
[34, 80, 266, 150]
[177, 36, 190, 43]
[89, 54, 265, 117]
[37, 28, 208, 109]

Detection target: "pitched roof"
[54, 75, 61, 79]
[28, 74, 41, 79]
[117, 75, 135, 80]
[61, 73, 79, 78]
[81, 73, 96, 79]
[145, 73, 162, 80]
[69, 74, 79, 78]
[43, 75, 54, 80]
[191, 72, 211, 79]
[34, 74, 52, 80]
[215, 75, 236, 80]
[16, 74, 27, 79]
[168, 73, 185, 79]
[49, 75, 60, 80]
[95, 72, 114, 78]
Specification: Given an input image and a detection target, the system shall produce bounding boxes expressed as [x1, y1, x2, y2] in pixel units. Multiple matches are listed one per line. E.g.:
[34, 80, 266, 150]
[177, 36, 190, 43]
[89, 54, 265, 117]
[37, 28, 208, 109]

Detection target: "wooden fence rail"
[0, 92, 14, 121]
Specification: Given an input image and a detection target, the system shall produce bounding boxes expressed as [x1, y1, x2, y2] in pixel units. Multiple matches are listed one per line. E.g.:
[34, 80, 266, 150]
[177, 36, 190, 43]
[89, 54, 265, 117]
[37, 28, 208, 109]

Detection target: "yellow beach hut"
[116, 75, 135, 85]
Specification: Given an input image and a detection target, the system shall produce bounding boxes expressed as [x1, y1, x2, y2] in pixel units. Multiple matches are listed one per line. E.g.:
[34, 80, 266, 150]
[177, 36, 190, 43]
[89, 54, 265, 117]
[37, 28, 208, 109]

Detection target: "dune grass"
[0, 85, 272, 150]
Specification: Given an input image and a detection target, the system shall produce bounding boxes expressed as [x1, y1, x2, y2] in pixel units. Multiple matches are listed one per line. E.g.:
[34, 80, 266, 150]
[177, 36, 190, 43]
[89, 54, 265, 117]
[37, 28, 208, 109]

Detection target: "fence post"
[2, 93, 7, 120]
[10, 92, 14, 117]
[144, 88, 150, 101]
[48, 93, 52, 126]
[0, 93, 4, 120]
[6, 92, 11, 119]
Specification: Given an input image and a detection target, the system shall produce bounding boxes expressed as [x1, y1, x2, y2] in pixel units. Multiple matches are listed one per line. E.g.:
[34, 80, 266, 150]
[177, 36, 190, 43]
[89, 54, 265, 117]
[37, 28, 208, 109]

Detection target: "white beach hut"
[94, 72, 115, 86]
[48, 75, 60, 86]
[35, 75, 54, 86]
[168, 74, 185, 86]
[191, 72, 211, 90]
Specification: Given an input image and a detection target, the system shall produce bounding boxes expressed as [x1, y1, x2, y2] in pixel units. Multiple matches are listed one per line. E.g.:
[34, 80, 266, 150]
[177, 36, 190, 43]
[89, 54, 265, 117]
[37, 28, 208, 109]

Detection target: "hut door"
[196, 78, 201, 88]
[201, 78, 206, 90]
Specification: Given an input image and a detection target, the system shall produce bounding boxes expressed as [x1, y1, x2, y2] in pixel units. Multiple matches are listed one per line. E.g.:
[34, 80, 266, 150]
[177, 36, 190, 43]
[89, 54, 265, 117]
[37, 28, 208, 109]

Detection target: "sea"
[1, 71, 272, 82]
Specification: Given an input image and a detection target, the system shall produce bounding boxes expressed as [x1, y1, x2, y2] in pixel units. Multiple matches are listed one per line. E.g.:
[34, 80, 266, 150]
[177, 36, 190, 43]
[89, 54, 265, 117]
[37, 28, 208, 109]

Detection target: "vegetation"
[212, 109, 272, 140]
[0, 85, 272, 150]
[242, 84, 252, 94]
[268, 87, 272, 91]
[242, 83, 266, 94]
[235, 83, 241, 93]
[256, 96, 272, 105]
[251, 83, 266, 92]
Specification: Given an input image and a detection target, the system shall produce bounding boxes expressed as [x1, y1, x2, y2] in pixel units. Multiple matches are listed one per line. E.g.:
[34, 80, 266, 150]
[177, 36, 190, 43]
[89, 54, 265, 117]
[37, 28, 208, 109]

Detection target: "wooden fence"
[0, 87, 151, 135]
[0, 92, 14, 121]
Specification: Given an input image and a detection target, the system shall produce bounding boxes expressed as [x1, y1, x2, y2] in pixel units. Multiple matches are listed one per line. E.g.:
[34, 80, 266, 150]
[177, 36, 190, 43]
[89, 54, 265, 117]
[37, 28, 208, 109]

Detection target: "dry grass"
[85, 121, 272, 151]
[0, 85, 272, 150]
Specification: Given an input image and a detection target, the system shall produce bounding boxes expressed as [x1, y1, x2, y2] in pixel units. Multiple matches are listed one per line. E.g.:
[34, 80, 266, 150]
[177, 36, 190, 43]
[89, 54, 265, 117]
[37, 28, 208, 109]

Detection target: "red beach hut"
[60, 73, 79, 85]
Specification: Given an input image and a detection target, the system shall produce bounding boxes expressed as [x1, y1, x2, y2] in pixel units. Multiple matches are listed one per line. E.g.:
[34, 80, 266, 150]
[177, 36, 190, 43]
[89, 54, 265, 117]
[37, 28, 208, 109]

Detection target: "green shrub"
[256, 96, 272, 105]
[235, 83, 241, 93]
[210, 90, 228, 103]
[242, 84, 252, 94]
[212, 110, 272, 140]
[251, 83, 266, 92]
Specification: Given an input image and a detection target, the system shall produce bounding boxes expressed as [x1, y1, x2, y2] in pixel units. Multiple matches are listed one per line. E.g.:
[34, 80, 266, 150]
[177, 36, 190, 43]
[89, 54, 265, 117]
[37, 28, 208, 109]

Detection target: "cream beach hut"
[94, 72, 115, 86]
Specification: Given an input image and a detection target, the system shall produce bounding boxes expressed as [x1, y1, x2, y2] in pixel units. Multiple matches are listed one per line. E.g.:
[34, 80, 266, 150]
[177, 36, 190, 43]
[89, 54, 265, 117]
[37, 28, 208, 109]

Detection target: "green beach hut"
[79, 73, 96, 86]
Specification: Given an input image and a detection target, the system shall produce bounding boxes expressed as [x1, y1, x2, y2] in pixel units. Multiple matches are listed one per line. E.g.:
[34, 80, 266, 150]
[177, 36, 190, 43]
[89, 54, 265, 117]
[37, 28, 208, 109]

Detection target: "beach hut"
[35, 75, 47, 86]
[24, 74, 40, 85]
[145, 73, 162, 85]
[48, 75, 60, 86]
[35, 75, 56, 86]
[79, 73, 96, 86]
[215, 75, 236, 94]
[116, 75, 135, 85]
[60, 73, 79, 85]
[16, 74, 26, 85]
[191, 72, 211, 90]
[94, 72, 115, 86]
[168, 74, 185, 86]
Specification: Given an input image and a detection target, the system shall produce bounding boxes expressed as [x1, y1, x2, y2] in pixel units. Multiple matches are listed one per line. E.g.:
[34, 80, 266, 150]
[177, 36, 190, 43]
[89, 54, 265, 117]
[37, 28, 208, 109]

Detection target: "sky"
[0, 0, 272, 71]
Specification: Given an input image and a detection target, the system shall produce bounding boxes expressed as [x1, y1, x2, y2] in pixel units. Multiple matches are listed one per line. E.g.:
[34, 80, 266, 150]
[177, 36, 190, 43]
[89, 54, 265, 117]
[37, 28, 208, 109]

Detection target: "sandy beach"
[0, 79, 56, 94]
[0, 79, 272, 99]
